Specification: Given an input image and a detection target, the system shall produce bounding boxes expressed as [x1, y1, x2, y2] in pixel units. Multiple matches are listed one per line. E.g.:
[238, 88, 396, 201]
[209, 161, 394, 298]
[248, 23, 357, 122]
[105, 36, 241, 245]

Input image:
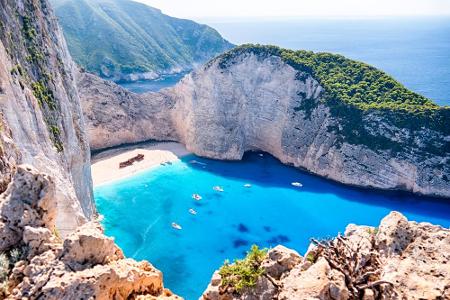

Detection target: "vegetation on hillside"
[216, 45, 450, 154]
[50, 0, 234, 79]
[219, 245, 267, 293]
[218, 44, 443, 113]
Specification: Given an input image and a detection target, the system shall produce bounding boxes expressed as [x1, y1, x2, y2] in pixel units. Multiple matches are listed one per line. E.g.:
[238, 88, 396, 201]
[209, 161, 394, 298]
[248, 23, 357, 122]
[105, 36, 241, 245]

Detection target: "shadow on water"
[181, 152, 450, 222]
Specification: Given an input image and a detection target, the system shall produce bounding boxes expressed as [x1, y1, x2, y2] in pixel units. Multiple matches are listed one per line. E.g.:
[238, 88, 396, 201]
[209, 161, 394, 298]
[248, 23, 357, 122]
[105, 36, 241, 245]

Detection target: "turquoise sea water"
[95, 153, 450, 299]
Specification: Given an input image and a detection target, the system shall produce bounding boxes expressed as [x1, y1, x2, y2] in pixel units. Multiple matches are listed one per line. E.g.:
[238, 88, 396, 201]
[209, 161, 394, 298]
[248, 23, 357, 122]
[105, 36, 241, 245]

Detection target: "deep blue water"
[120, 18, 450, 105]
[95, 153, 450, 299]
[207, 17, 450, 106]
[117, 72, 187, 93]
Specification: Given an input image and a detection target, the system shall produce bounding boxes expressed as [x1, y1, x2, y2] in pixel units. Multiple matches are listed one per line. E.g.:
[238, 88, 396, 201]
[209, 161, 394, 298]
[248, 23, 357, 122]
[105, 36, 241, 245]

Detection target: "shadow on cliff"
[181, 151, 450, 222]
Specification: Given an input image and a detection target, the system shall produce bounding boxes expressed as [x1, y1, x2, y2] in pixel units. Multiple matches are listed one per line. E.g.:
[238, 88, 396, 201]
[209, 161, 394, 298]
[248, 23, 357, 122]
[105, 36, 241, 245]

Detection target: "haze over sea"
[124, 17, 450, 106]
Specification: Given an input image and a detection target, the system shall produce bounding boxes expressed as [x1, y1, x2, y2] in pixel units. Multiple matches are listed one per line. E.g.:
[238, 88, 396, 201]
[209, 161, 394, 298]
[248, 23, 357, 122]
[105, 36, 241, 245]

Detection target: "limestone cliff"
[0, 0, 94, 234]
[0, 165, 180, 299]
[202, 212, 450, 300]
[0, 1, 181, 298]
[79, 46, 450, 198]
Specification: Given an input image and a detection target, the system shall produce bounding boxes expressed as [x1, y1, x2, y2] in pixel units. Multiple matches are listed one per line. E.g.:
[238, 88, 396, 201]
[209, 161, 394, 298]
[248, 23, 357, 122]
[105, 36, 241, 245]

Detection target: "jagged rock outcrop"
[0, 165, 180, 299]
[202, 212, 450, 300]
[0, 0, 94, 235]
[78, 46, 450, 198]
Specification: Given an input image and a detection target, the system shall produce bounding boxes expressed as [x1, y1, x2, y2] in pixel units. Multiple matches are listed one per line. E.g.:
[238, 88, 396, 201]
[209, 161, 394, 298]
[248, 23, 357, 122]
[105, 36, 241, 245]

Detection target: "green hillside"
[50, 0, 234, 80]
[216, 45, 449, 153]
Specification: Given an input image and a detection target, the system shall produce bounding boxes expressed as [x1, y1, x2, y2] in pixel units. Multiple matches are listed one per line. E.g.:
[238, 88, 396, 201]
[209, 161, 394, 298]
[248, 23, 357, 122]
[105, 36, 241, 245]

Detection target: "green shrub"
[219, 245, 267, 292]
[306, 252, 316, 263]
[217, 44, 442, 114]
[32, 81, 56, 110]
[215, 45, 449, 155]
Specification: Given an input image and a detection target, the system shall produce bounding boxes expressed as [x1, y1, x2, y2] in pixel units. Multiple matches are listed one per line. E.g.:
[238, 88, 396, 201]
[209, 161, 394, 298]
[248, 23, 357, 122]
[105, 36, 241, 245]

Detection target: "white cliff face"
[170, 52, 449, 197]
[169, 54, 324, 160]
[79, 51, 449, 197]
[0, 0, 94, 235]
[77, 72, 177, 151]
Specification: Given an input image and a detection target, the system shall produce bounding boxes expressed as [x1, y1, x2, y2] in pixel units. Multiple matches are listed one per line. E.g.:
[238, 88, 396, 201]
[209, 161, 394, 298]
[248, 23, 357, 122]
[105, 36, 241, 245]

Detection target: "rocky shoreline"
[202, 212, 450, 300]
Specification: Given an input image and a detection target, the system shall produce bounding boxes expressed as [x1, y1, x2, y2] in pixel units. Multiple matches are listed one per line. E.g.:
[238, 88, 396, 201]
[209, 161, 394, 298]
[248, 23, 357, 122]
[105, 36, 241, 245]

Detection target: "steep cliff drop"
[0, 0, 180, 298]
[0, 0, 94, 236]
[79, 45, 450, 198]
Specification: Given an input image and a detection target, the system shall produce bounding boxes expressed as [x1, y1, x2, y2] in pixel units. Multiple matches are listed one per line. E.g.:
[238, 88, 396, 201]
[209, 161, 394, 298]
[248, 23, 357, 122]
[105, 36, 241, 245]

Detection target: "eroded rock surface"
[202, 212, 450, 300]
[78, 49, 450, 198]
[0, 0, 94, 235]
[0, 164, 180, 299]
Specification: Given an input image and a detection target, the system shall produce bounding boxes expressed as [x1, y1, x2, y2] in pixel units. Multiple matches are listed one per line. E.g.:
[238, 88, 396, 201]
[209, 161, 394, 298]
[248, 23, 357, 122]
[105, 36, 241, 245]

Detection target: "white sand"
[91, 142, 190, 186]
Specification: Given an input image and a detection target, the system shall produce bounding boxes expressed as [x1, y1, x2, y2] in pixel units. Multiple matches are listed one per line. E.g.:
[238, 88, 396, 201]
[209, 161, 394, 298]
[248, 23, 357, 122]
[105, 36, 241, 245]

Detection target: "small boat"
[243, 183, 252, 188]
[171, 222, 182, 230]
[189, 160, 207, 166]
[258, 153, 264, 157]
[192, 193, 202, 201]
[189, 208, 197, 215]
[291, 182, 303, 187]
[213, 186, 224, 192]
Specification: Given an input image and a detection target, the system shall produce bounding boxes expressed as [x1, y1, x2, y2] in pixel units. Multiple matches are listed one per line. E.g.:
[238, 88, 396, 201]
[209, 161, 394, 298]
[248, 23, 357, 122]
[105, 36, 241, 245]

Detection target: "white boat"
[213, 186, 224, 192]
[244, 183, 252, 188]
[189, 208, 197, 215]
[291, 182, 303, 187]
[258, 153, 264, 157]
[192, 193, 202, 201]
[171, 222, 182, 230]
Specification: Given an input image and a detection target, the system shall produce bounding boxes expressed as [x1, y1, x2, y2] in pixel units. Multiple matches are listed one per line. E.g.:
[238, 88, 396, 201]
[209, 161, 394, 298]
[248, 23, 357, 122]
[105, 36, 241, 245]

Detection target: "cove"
[117, 72, 188, 93]
[94, 152, 450, 299]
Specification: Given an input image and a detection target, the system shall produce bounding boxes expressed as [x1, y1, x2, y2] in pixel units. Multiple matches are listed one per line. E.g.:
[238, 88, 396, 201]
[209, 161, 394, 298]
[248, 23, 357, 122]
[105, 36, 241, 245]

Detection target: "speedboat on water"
[244, 183, 252, 188]
[192, 193, 202, 200]
[291, 182, 303, 187]
[189, 208, 197, 215]
[171, 222, 182, 230]
[189, 160, 207, 166]
[213, 186, 224, 192]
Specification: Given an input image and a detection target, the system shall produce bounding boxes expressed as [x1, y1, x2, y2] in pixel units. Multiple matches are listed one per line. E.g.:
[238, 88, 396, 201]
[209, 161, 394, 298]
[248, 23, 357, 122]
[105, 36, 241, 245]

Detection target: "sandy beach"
[91, 142, 190, 186]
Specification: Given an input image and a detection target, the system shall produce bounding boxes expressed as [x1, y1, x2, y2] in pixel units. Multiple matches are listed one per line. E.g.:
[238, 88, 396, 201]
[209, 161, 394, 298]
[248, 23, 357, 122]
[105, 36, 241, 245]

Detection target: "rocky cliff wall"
[0, 0, 94, 234]
[202, 212, 450, 300]
[79, 50, 450, 198]
[77, 71, 177, 151]
[0, 1, 181, 298]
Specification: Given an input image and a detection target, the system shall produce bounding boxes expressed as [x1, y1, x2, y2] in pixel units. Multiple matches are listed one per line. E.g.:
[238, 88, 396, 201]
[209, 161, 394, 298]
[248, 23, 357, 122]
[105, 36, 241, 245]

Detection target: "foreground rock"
[0, 165, 180, 299]
[78, 46, 450, 198]
[0, 0, 94, 236]
[202, 212, 450, 299]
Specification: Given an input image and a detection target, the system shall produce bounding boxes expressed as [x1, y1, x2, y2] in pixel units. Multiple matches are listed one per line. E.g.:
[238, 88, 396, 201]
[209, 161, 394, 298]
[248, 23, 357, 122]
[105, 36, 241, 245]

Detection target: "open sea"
[99, 18, 450, 299]
[95, 153, 450, 299]
[121, 17, 450, 106]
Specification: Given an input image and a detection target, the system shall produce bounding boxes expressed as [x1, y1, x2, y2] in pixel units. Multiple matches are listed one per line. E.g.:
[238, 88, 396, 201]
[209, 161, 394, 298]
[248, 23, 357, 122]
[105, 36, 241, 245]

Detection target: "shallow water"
[117, 72, 187, 93]
[94, 153, 450, 299]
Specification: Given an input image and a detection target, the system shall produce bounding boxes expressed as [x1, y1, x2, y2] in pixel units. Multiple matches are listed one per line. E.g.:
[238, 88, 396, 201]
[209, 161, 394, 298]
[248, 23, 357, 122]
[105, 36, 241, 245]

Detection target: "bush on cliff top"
[219, 245, 267, 292]
[215, 45, 449, 154]
[216, 44, 445, 114]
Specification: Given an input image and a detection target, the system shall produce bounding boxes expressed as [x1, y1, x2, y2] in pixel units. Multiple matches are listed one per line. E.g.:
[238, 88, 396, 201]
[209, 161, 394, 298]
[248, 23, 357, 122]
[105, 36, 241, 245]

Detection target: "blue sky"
[136, 0, 450, 19]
